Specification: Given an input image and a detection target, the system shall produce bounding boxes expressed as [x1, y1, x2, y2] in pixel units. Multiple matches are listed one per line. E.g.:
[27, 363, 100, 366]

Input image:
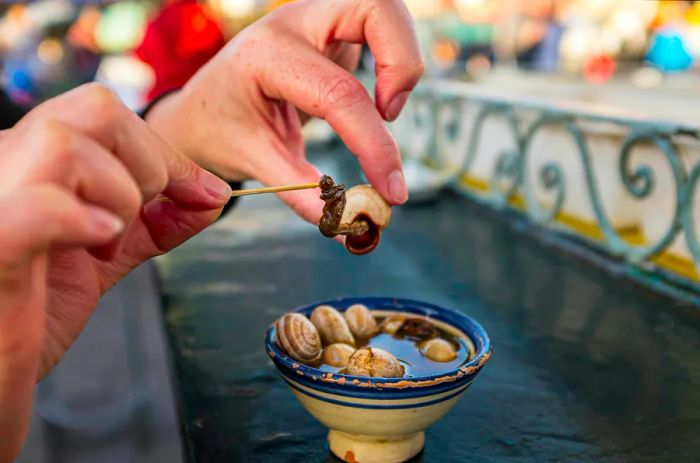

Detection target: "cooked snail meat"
[396, 317, 438, 341]
[318, 175, 346, 238]
[318, 175, 391, 255]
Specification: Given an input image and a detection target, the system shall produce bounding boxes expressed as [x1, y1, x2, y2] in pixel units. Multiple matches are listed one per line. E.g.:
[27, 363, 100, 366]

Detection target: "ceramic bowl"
[264, 297, 492, 463]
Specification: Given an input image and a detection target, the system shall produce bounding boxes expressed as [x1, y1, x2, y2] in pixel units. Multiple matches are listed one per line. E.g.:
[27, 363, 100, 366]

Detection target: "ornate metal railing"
[392, 79, 700, 301]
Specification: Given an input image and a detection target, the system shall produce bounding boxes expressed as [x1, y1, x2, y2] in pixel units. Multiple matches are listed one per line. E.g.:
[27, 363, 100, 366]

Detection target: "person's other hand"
[0, 84, 231, 463]
[146, 0, 423, 223]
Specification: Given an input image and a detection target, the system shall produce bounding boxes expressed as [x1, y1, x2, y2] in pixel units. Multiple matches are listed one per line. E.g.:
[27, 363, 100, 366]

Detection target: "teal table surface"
[157, 147, 700, 463]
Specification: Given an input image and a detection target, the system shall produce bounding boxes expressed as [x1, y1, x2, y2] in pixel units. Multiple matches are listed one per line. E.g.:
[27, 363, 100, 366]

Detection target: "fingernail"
[199, 170, 232, 203]
[88, 207, 124, 236]
[388, 169, 408, 204]
[386, 91, 410, 122]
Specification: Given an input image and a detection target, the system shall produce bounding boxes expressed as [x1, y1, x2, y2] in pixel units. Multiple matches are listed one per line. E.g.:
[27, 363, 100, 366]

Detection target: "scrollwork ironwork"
[397, 85, 698, 283]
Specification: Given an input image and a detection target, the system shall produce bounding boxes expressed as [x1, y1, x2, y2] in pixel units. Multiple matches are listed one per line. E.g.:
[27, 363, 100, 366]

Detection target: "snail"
[379, 315, 408, 336]
[345, 347, 404, 378]
[323, 343, 356, 368]
[318, 175, 391, 255]
[344, 304, 378, 340]
[275, 313, 322, 364]
[396, 317, 438, 341]
[318, 175, 346, 238]
[419, 338, 457, 362]
[310, 305, 355, 346]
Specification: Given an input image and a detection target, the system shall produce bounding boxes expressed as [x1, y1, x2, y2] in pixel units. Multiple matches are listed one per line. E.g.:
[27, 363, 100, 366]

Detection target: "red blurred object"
[583, 54, 616, 84]
[135, 0, 226, 100]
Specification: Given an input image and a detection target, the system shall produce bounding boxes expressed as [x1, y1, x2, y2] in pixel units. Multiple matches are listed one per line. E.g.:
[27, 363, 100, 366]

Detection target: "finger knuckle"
[236, 26, 263, 50]
[357, 0, 375, 12]
[29, 185, 75, 226]
[265, 2, 297, 23]
[376, 0, 408, 14]
[34, 119, 77, 165]
[33, 184, 67, 206]
[359, 0, 396, 17]
[378, 137, 399, 153]
[173, 156, 202, 191]
[82, 82, 118, 103]
[237, 7, 277, 40]
[320, 75, 367, 113]
[80, 83, 123, 118]
[364, 138, 399, 164]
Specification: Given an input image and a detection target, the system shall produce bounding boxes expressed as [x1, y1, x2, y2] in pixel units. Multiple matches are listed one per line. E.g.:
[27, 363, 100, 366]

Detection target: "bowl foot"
[328, 429, 424, 463]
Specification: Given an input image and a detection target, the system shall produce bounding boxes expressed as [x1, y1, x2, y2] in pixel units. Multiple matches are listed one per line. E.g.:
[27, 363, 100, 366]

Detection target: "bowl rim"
[264, 297, 492, 396]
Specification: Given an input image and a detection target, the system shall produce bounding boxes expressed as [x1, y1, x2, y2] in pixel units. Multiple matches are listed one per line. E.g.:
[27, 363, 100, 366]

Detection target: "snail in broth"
[275, 313, 322, 364]
[345, 347, 404, 378]
[273, 305, 473, 378]
[310, 305, 355, 346]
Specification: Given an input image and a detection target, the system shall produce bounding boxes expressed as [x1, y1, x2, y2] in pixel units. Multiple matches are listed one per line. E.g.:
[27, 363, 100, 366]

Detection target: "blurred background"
[1, 0, 699, 110]
[3, 1, 699, 462]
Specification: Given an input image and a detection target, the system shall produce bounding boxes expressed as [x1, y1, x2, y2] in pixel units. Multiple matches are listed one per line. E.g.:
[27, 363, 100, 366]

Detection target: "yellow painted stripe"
[458, 175, 700, 281]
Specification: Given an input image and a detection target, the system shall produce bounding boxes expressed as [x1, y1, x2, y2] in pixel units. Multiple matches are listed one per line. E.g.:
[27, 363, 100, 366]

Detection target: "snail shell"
[275, 313, 322, 364]
[310, 305, 355, 346]
[419, 338, 457, 362]
[341, 185, 391, 255]
[346, 347, 404, 378]
[344, 304, 378, 339]
[380, 315, 407, 336]
[322, 343, 356, 368]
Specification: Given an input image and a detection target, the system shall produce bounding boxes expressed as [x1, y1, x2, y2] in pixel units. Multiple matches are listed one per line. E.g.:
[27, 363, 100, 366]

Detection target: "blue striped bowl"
[264, 297, 492, 463]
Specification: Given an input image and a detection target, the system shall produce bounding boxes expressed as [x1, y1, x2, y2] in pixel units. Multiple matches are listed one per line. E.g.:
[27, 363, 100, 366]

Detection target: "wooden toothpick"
[228, 182, 319, 198]
[158, 182, 319, 203]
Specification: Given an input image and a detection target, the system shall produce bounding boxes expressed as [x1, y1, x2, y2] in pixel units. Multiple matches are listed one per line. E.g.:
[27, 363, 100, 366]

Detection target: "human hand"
[0, 84, 231, 462]
[146, 0, 423, 223]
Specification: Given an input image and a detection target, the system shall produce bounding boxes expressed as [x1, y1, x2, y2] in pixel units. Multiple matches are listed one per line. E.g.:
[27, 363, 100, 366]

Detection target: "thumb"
[140, 152, 233, 253]
[91, 159, 230, 287]
[161, 148, 233, 210]
[92, 199, 223, 289]
[141, 199, 223, 253]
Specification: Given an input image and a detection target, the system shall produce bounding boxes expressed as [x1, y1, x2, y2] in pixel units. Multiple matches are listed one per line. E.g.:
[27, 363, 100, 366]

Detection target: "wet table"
[157, 147, 700, 463]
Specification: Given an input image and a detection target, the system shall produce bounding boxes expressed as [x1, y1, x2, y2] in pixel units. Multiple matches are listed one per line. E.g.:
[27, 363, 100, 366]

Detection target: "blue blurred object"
[646, 28, 693, 72]
[516, 21, 565, 72]
[7, 66, 33, 93]
[3, 34, 100, 105]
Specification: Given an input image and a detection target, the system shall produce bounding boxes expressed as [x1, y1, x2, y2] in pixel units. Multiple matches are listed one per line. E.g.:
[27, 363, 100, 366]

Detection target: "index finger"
[256, 46, 407, 205]
[286, 0, 424, 121]
[26, 84, 231, 210]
